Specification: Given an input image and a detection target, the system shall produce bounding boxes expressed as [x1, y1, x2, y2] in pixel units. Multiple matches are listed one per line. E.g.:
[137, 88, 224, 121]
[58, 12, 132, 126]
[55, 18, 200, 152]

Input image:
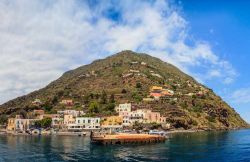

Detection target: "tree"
[95, 93, 100, 99]
[44, 105, 52, 112]
[83, 95, 90, 104]
[89, 101, 99, 113]
[121, 89, 127, 93]
[52, 96, 58, 105]
[43, 100, 52, 112]
[105, 103, 115, 112]
[34, 118, 52, 128]
[109, 94, 115, 103]
[131, 91, 142, 102]
[0, 115, 7, 125]
[18, 110, 27, 119]
[89, 93, 94, 99]
[41, 118, 52, 128]
[100, 90, 107, 104]
[136, 82, 142, 89]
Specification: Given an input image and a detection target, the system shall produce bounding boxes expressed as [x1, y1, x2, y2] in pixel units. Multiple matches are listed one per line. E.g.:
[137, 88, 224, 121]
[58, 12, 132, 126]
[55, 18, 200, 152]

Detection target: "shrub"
[100, 91, 107, 104]
[121, 89, 127, 93]
[136, 82, 142, 89]
[0, 115, 7, 125]
[207, 116, 216, 123]
[105, 103, 115, 112]
[89, 101, 100, 113]
[35, 118, 52, 128]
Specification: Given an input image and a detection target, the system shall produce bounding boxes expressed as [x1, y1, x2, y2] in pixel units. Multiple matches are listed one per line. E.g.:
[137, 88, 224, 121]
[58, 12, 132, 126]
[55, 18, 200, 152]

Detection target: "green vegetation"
[34, 118, 52, 128]
[88, 101, 100, 113]
[0, 115, 7, 125]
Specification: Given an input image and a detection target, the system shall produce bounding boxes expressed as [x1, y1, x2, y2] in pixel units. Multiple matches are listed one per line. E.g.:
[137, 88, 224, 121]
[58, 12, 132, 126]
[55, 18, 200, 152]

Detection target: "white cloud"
[230, 88, 250, 104]
[0, 0, 237, 104]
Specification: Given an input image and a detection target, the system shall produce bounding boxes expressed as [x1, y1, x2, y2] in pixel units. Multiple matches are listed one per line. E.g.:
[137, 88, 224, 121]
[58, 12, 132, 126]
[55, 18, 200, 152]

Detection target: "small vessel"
[149, 130, 168, 136]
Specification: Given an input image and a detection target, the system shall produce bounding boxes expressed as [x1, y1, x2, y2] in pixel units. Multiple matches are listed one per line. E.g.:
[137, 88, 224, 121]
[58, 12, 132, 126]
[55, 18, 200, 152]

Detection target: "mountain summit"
[0, 50, 248, 129]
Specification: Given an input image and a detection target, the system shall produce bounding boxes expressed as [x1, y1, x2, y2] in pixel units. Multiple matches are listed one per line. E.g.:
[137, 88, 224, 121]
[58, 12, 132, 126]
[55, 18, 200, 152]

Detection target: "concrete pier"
[91, 133, 166, 145]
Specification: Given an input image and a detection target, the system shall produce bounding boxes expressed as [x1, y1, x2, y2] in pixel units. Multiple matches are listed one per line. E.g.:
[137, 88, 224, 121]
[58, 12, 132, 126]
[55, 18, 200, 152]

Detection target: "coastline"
[2, 128, 249, 137]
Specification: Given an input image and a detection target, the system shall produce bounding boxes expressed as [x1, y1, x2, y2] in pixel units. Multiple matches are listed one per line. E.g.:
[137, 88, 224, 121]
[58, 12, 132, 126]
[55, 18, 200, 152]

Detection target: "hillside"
[0, 50, 248, 130]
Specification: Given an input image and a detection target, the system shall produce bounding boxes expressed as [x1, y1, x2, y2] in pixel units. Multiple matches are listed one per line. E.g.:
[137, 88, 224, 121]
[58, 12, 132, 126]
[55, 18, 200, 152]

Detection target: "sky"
[0, 0, 250, 122]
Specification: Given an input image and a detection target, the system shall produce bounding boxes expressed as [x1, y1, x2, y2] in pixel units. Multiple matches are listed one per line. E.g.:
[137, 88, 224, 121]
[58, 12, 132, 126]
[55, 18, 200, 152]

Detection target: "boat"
[149, 130, 167, 136]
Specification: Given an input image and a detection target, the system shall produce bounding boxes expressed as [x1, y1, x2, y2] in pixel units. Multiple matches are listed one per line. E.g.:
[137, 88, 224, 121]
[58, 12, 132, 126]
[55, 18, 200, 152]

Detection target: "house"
[64, 115, 75, 125]
[52, 117, 64, 128]
[186, 93, 195, 97]
[141, 62, 147, 65]
[131, 61, 138, 64]
[150, 86, 163, 92]
[120, 109, 148, 126]
[150, 86, 163, 99]
[61, 99, 74, 106]
[7, 115, 38, 132]
[15, 118, 38, 132]
[32, 99, 42, 105]
[150, 92, 162, 100]
[33, 109, 45, 115]
[101, 116, 122, 126]
[161, 89, 174, 96]
[149, 86, 174, 99]
[121, 116, 131, 126]
[57, 110, 85, 117]
[101, 116, 122, 127]
[129, 110, 146, 124]
[151, 73, 163, 78]
[129, 69, 140, 73]
[67, 117, 101, 131]
[101, 116, 123, 131]
[6, 118, 15, 131]
[115, 103, 132, 113]
[144, 111, 165, 124]
[122, 73, 133, 78]
[143, 97, 155, 102]
[39, 114, 60, 120]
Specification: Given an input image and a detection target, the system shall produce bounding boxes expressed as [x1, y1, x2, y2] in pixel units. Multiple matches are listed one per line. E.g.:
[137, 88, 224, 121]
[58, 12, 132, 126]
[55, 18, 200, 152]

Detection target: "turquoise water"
[1, 129, 250, 162]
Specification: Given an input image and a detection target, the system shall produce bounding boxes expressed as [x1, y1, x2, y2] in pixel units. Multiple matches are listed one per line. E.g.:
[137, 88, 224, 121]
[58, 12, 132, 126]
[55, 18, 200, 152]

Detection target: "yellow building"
[101, 116, 123, 126]
[7, 118, 15, 131]
[64, 115, 76, 125]
[150, 86, 163, 92]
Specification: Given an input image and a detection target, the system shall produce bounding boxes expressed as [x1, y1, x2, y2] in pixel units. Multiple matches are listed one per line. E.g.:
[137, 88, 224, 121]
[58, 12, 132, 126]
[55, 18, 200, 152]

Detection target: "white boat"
[149, 130, 167, 136]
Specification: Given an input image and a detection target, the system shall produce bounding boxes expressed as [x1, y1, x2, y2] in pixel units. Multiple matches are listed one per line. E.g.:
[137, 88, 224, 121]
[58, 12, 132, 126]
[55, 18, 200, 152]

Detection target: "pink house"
[145, 111, 164, 123]
[150, 92, 162, 100]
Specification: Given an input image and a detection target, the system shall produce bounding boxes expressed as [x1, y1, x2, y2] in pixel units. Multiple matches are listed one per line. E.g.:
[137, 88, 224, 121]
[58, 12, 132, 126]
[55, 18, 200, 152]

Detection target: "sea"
[1, 129, 250, 162]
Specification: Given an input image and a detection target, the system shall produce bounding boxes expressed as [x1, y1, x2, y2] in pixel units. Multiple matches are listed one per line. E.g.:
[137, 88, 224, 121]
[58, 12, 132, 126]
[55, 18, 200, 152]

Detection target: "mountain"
[0, 50, 248, 130]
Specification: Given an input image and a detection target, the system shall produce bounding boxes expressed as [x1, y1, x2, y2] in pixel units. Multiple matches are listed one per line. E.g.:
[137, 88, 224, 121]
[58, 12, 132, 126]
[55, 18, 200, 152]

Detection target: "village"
[4, 85, 178, 136]
[1, 58, 211, 136]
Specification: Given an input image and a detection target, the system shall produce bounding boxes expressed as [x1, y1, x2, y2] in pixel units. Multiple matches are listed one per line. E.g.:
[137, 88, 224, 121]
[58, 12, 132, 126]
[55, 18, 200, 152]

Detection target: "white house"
[52, 117, 64, 128]
[58, 110, 85, 117]
[67, 117, 101, 131]
[115, 103, 132, 113]
[15, 119, 38, 132]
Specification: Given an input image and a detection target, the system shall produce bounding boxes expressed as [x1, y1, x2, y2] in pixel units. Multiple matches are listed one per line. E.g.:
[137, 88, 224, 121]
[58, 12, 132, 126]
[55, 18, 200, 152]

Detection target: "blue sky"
[180, 0, 250, 122]
[0, 0, 249, 122]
